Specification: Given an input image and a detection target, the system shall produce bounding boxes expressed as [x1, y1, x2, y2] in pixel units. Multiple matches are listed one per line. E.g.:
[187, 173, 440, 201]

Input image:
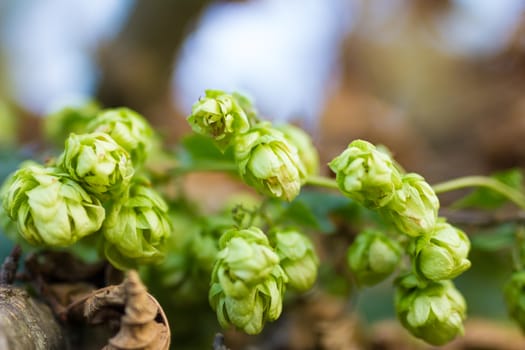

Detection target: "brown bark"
[0, 286, 66, 350]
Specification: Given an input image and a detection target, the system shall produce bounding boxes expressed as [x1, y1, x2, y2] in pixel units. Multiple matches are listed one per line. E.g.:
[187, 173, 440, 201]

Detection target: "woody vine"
[1, 90, 525, 346]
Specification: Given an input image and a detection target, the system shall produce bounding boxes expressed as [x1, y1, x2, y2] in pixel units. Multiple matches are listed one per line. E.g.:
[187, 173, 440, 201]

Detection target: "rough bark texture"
[0, 286, 65, 350]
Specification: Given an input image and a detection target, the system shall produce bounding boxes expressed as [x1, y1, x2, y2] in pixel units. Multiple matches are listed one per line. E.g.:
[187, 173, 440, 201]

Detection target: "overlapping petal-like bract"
[2, 165, 105, 246]
[276, 124, 319, 177]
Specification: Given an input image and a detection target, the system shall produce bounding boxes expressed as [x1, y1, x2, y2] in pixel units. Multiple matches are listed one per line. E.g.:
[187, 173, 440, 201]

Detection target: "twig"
[0, 245, 21, 285]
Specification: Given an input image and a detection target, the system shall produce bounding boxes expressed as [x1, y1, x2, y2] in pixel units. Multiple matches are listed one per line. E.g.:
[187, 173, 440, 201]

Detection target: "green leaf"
[453, 169, 523, 210]
[470, 223, 517, 251]
[275, 199, 321, 230]
[179, 134, 235, 164]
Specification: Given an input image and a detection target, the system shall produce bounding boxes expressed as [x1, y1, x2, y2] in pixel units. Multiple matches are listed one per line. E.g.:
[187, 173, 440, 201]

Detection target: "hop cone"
[329, 140, 402, 208]
[234, 123, 307, 201]
[58, 132, 134, 196]
[188, 90, 251, 151]
[411, 221, 471, 281]
[504, 271, 525, 332]
[395, 274, 466, 345]
[2, 165, 105, 246]
[382, 173, 439, 236]
[87, 107, 156, 165]
[347, 229, 402, 286]
[102, 182, 172, 269]
[276, 124, 319, 177]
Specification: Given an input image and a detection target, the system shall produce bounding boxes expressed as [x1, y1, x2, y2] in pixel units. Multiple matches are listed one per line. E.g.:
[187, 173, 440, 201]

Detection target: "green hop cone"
[504, 271, 525, 331]
[234, 123, 307, 201]
[44, 101, 100, 147]
[210, 263, 287, 335]
[87, 107, 156, 165]
[271, 229, 319, 292]
[58, 132, 134, 196]
[329, 140, 402, 208]
[276, 124, 319, 176]
[209, 226, 288, 334]
[382, 173, 439, 236]
[2, 165, 105, 247]
[347, 229, 402, 286]
[395, 274, 466, 345]
[101, 182, 172, 269]
[411, 221, 471, 281]
[188, 90, 251, 151]
[232, 91, 259, 124]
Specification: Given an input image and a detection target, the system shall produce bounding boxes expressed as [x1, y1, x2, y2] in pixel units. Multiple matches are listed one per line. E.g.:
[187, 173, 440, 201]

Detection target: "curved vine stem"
[306, 175, 339, 190]
[432, 176, 525, 211]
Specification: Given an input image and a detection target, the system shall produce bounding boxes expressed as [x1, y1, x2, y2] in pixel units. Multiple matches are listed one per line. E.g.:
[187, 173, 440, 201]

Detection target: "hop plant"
[395, 274, 466, 345]
[187, 90, 251, 151]
[276, 124, 319, 177]
[329, 139, 402, 208]
[271, 228, 319, 292]
[234, 123, 307, 201]
[504, 271, 525, 331]
[2, 165, 105, 247]
[58, 132, 135, 196]
[101, 181, 172, 269]
[209, 226, 287, 334]
[410, 221, 471, 281]
[87, 107, 156, 165]
[382, 173, 439, 236]
[347, 229, 402, 286]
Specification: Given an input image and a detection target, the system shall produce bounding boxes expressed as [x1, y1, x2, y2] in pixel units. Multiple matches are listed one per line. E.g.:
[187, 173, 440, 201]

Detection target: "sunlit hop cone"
[102, 182, 172, 269]
[234, 123, 307, 201]
[382, 173, 439, 236]
[58, 132, 134, 196]
[504, 271, 525, 331]
[2, 165, 105, 246]
[411, 221, 471, 281]
[329, 140, 402, 208]
[271, 228, 319, 291]
[276, 124, 319, 177]
[87, 107, 156, 165]
[347, 229, 402, 286]
[395, 274, 466, 346]
[187, 90, 251, 151]
[43, 101, 100, 147]
[209, 226, 288, 334]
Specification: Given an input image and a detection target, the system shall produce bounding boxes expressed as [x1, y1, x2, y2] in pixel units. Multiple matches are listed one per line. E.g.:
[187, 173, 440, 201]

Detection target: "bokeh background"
[1, 0, 525, 348]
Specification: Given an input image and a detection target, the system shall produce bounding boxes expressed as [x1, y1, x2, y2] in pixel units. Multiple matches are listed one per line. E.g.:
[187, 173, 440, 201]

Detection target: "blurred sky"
[0, 0, 524, 121]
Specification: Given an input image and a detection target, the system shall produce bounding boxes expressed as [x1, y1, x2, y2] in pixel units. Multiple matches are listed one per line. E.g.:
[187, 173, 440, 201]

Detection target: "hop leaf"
[272, 228, 319, 291]
[58, 132, 135, 196]
[102, 182, 172, 269]
[187, 90, 251, 151]
[395, 274, 466, 345]
[329, 140, 402, 208]
[347, 229, 402, 286]
[87, 107, 156, 166]
[411, 221, 471, 281]
[234, 123, 307, 201]
[382, 173, 439, 236]
[2, 165, 105, 246]
[504, 271, 525, 332]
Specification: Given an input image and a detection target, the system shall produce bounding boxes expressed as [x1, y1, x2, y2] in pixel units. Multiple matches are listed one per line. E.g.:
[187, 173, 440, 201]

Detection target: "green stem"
[432, 176, 525, 211]
[306, 175, 339, 190]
